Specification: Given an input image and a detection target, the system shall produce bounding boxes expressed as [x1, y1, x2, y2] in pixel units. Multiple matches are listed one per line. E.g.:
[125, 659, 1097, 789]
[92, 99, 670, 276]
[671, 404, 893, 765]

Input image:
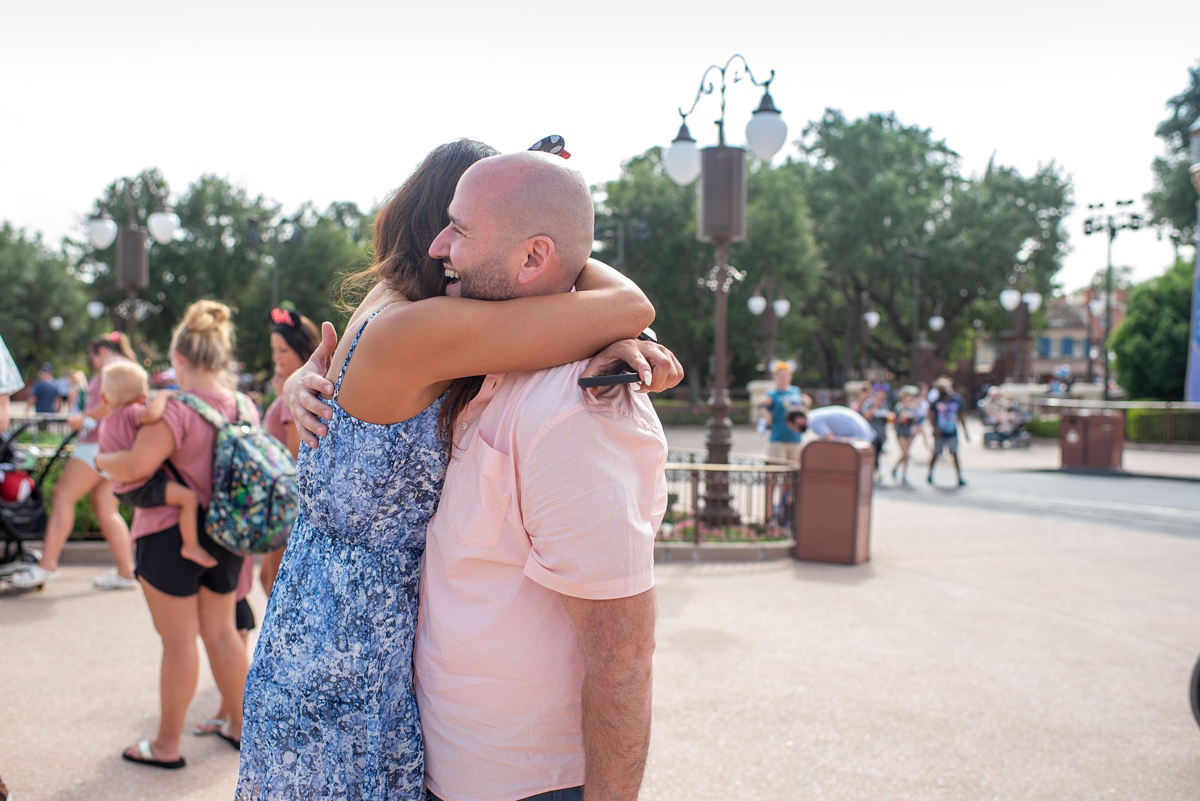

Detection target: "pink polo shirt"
[415, 362, 667, 801]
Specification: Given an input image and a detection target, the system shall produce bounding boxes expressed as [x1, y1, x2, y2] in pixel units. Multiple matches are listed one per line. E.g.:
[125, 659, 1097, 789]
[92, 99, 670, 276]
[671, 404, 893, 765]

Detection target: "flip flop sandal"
[122, 739, 186, 770]
[216, 725, 241, 752]
[193, 717, 230, 736]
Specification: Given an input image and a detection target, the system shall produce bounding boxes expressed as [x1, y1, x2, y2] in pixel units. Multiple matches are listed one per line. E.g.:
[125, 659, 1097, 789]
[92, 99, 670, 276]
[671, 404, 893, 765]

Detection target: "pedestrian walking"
[927, 375, 970, 487]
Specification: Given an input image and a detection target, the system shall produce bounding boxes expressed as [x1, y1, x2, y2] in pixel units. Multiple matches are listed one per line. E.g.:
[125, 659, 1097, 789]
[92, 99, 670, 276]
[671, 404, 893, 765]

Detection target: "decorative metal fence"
[660, 449, 798, 544]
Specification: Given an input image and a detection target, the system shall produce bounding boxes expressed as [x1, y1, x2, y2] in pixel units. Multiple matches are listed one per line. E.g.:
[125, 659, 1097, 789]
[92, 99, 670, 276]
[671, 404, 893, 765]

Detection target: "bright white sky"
[2, 0, 1197, 295]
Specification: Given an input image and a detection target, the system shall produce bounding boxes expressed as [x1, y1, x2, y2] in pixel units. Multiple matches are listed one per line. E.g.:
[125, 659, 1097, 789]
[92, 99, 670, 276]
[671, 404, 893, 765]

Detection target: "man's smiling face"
[428, 168, 522, 301]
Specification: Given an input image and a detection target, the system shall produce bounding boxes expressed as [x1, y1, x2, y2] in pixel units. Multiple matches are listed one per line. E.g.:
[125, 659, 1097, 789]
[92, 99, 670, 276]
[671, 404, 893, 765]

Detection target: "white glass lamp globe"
[147, 209, 181, 244]
[747, 295, 767, 316]
[663, 122, 701, 186]
[999, 288, 1021, 312]
[772, 298, 791, 318]
[1022, 292, 1043, 313]
[929, 315, 945, 332]
[745, 92, 787, 162]
[89, 216, 118, 249]
[49, 316, 64, 331]
[863, 310, 881, 330]
[87, 301, 106, 319]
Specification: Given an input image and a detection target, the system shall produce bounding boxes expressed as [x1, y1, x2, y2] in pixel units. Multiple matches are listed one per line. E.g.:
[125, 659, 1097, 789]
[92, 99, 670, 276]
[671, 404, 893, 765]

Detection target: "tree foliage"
[793, 110, 1071, 385]
[1146, 63, 1200, 247]
[0, 223, 90, 376]
[1110, 257, 1193, 400]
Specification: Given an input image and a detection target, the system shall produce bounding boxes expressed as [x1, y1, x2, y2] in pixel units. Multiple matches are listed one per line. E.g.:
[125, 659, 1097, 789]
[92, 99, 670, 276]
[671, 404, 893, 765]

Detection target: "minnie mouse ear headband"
[528, 135, 570, 159]
[769, 359, 797, 374]
[270, 307, 299, 328]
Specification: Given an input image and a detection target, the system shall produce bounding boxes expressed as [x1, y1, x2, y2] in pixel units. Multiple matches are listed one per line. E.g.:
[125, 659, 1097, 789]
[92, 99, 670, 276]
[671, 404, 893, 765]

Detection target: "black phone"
[578, 372, 640, 388]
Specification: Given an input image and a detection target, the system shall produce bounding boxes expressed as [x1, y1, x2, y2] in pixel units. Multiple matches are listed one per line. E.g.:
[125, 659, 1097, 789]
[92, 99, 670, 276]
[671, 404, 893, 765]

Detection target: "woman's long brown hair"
[339, 138, 498, 449]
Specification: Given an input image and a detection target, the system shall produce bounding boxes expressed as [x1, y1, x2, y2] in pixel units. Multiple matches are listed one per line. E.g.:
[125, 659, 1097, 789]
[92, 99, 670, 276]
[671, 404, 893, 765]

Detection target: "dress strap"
[333, 304, 392, 401]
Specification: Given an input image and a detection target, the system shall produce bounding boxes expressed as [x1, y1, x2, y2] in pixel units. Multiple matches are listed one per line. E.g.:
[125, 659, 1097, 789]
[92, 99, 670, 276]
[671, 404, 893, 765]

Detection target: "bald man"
[286, 152, 670, 801]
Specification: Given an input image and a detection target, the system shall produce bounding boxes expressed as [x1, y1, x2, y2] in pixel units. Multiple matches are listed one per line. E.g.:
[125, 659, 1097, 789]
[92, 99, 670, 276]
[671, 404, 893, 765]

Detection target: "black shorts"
[134, 510, 244, 598]
[114, 469, 170, 509]
[235, 598, 256, 632]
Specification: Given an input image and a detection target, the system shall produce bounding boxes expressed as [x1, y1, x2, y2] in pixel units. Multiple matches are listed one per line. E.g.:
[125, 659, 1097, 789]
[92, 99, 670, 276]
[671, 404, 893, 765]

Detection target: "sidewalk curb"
[655, 539, 795, 563]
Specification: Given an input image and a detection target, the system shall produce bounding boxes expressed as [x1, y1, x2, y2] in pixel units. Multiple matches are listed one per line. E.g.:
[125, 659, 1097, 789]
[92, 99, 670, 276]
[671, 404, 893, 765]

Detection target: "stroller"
[979, 403, 1033, 449]
[0, 418, 77, 585]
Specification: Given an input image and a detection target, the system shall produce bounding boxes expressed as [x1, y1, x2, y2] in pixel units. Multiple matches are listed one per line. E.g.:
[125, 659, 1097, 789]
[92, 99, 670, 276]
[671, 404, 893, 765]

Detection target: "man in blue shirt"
[759, 360, 804, 463]
[927, 376, 969, 487]
[30, 363, 63, 414]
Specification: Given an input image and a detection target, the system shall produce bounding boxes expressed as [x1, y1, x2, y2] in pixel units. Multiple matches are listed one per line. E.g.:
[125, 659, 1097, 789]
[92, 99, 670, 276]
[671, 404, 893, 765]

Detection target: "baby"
[97, 361, 216, 568]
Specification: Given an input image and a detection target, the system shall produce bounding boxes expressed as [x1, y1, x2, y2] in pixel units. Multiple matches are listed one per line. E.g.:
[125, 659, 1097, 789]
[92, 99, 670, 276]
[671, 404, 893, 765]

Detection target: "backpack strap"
[233, 393, 257, 425]
[173, 392, 229, 432]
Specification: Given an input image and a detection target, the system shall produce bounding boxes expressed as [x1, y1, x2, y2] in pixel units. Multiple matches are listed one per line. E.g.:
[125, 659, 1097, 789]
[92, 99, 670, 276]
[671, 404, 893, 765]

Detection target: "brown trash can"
[1059, 411, 1124, 470]
[1060, 414, 1086, 468]
[794, 439, 873, 564]
[1085, 411, 1124, 469]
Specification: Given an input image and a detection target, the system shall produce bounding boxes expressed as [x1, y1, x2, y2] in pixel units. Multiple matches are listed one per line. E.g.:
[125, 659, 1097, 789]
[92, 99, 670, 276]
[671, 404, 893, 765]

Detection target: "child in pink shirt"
[97, 361, 215, 568]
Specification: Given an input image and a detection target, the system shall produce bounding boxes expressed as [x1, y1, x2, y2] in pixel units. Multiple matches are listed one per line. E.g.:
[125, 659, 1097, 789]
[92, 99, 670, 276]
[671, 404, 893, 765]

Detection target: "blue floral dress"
[236, 308, 447, 800]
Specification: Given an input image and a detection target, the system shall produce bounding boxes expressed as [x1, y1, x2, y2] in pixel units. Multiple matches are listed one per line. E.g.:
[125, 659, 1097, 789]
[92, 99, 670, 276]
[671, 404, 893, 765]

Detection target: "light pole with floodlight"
[663, 54, 786, 524]
[747, 278, 790, 378]
[88, 178, 181, 352]
[1082, 200, 1143, 400]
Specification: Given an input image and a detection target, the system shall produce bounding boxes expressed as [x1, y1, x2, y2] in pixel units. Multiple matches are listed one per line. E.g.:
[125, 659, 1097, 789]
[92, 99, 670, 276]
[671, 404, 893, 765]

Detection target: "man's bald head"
[456, 152, 594, 289]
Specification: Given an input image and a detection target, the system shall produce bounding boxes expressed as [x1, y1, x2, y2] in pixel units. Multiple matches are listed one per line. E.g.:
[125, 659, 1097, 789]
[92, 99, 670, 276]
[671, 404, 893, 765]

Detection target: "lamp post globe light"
[863, 310, 881, 330]
[1082, 199, 1143, 400]
[1185, 115, 1200, 403]
[664, 54, 786, 524]
[747, 277, 790, 378]
[929, 314, 945, 333]
[88, 178, 181, 351]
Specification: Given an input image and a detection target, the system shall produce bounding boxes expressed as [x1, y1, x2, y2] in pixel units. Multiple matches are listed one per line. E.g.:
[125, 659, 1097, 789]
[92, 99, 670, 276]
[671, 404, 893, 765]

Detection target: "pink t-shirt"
[97, 403, 147, 495]
[414, 362, 667, 801]
[263, 396, 292, 449]
[129, 389, 259, 540]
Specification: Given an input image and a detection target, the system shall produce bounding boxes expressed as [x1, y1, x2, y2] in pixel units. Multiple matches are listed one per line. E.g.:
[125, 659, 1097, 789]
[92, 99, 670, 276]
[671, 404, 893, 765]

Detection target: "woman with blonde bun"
[96, 300, 254, 769]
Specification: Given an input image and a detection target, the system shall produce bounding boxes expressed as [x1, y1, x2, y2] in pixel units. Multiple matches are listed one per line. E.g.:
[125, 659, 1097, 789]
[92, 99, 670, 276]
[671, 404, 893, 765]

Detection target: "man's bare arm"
[560, 589, 656, 801]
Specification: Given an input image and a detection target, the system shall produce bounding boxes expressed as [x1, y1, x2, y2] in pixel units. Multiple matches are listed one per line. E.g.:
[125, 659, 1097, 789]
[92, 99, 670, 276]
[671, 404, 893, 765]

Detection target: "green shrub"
[1026, 418, 1060, 439]
[1126, 408, 1200, 444]
[651, 399, 751, 426]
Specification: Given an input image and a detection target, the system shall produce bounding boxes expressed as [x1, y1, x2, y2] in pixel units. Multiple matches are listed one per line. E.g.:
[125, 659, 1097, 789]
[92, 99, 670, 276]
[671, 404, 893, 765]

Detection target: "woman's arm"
[94, 420, 175, 484]
[363, 259, 653, 385]
[284, 421, 301, 460]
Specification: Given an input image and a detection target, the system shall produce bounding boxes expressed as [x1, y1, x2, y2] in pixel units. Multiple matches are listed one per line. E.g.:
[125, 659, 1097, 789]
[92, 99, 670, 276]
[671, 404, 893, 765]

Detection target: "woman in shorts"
[96, 300, 253, 768]
[11, 333, 138, 590]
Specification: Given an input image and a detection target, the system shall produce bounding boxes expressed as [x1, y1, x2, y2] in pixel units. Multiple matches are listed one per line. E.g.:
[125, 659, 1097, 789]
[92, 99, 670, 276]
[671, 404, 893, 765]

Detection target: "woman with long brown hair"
[236, 140, 678, 800]
[12, 332, 139, 590]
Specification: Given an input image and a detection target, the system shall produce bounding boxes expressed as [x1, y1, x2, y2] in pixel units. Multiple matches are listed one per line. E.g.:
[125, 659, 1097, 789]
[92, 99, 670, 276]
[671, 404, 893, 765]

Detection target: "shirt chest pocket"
[442, 431, 513, 548]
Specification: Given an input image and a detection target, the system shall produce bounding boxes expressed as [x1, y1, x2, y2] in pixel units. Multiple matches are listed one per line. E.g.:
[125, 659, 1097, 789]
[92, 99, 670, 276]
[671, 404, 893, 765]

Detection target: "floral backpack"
[173, 392, 299, 555]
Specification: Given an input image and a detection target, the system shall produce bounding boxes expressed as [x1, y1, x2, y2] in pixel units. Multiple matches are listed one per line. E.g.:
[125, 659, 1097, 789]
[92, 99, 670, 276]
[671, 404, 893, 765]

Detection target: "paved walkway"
[2, 426, 1199, 799]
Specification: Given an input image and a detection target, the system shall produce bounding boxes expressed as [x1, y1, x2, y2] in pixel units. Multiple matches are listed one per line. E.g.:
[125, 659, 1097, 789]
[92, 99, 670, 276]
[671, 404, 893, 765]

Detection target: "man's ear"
[515, 235, 555, 286]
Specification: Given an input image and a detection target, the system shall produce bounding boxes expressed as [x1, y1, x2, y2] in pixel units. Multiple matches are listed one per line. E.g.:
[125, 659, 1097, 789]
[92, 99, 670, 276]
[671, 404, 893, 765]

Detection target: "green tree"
[1146, 63, 1200, 247]
[0, 222, 90, 376]
[794, 111, 1071, 385]
[1110, 257, 1193, 399]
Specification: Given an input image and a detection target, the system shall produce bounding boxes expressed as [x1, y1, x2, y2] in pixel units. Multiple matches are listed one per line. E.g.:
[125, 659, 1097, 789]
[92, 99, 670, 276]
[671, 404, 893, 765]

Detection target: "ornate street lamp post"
[1185, 116, 1200, 402]
[999, 269, 1042, 383]
[1082, 200, 1143, 400]
[747, 278, 790, 378]
[88, 178, 180, 351]
[664, 54, 786, 524]
[1086, 296, 1104, 383]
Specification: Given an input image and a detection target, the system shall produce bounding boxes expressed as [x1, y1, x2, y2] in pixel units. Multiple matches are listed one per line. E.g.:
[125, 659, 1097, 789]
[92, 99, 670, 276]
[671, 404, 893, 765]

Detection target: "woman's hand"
[578, 339, 683, 398]
[285, 322, 338, 448]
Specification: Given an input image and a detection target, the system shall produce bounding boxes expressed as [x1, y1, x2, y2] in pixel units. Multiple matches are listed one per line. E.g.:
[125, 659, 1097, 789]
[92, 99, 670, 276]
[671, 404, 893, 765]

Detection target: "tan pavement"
[2, 426, 1199, 800]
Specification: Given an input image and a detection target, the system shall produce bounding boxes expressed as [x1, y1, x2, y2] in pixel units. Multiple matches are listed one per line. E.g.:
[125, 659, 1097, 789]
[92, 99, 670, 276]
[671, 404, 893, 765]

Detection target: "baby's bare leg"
[165, 482, 217, 568]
